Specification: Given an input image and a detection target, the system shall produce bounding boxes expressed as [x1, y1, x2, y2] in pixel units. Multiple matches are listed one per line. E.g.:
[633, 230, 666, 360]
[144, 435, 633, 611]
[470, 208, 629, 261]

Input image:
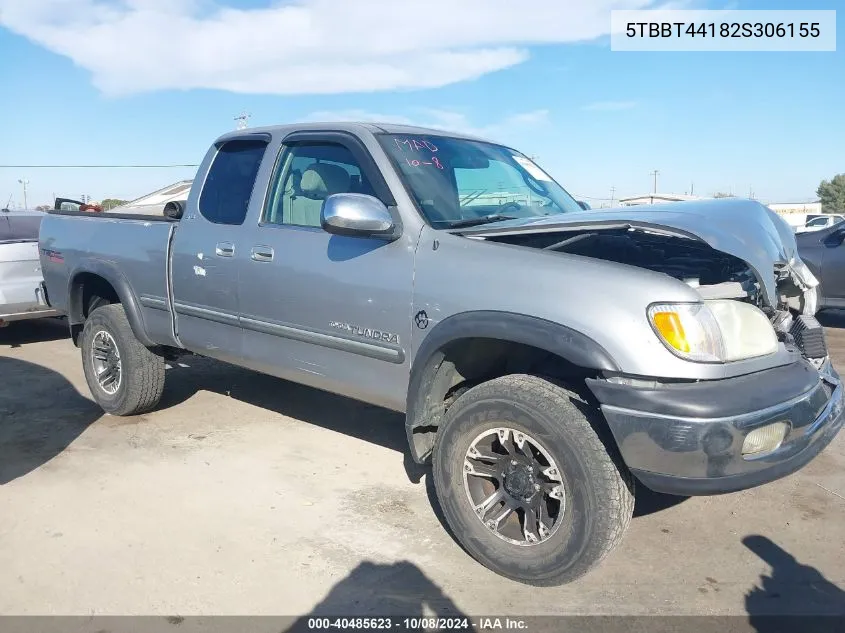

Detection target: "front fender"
[405, 310, 619, 463]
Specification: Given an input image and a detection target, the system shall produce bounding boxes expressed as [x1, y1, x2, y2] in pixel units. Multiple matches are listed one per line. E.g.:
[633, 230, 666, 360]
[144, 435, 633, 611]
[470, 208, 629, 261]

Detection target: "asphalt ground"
[0, 316, 843, 617]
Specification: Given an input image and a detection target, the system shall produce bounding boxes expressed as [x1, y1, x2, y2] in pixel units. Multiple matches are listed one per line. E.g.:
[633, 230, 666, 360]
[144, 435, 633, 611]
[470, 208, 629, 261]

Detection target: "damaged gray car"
[39, 123, 843, 585]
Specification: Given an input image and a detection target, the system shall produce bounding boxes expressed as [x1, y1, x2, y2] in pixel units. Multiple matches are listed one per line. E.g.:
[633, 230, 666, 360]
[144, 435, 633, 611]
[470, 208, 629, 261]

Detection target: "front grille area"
[790, 314, 828, 359]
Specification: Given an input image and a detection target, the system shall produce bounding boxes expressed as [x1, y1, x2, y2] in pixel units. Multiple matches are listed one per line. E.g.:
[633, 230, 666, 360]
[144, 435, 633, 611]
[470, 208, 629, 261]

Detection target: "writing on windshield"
[380, 134, 583, 227]
[393, 138, 445, 170]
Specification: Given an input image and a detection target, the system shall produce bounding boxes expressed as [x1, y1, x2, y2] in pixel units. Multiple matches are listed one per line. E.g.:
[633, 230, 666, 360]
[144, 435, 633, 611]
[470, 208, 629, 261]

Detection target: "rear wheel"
[432, 374, 634, 585]
[81, 304, 165, 416]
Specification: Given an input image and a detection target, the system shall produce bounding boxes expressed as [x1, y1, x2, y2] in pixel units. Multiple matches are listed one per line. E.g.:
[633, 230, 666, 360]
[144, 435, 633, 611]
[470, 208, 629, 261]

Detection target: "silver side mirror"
[321, 193, 397, 239]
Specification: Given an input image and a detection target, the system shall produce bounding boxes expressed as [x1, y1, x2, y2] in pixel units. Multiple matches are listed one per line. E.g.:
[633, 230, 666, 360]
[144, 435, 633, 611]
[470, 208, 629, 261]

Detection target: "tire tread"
[81, 304, 165, 416]
[432, 373, 634, 585]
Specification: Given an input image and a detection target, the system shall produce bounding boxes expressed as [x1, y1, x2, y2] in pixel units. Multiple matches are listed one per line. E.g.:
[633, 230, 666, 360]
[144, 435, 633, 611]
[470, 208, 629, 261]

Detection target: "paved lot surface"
[1, 316, 844, 617]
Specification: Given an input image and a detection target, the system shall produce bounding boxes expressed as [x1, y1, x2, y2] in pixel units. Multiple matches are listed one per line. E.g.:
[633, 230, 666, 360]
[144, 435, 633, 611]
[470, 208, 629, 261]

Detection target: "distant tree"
[35, 204, 52, 211]
[100, 198, 128, 210]
[713, 192, 736, 198]
[817, 174, 845, 213]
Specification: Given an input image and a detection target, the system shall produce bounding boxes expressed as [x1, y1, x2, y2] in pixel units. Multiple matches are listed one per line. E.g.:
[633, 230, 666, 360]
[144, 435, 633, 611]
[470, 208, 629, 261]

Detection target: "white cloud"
[303, 108, 551, 140]
[0, 0, 664, 96]
[582, 100, 638, 111]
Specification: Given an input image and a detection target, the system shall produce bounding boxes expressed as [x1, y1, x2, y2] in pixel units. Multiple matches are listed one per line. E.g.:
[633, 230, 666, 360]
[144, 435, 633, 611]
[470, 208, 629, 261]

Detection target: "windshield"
[379, 134, 583, 228]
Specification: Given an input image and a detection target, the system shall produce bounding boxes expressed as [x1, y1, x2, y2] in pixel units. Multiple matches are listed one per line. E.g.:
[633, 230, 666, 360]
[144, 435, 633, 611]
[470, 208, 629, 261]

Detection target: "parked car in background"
[797, 222, 845, 310]
[795, 214, 845, 233]
[0, 208, 59, 325]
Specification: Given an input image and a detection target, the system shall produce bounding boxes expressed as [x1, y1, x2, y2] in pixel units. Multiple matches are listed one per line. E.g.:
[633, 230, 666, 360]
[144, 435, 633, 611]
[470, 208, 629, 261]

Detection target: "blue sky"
[0, 0, 842, 208]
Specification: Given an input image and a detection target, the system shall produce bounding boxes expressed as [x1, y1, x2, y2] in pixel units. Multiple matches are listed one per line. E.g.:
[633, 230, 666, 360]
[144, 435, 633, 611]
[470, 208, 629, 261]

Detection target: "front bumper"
[587, 359, 844, 496]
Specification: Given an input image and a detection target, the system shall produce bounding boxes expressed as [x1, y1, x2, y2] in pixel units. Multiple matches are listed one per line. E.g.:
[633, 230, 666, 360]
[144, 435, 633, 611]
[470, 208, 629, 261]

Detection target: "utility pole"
[17, 178, 29, 209]
[690, 182, 695, 196]
[234, 112, 251, 130]
[610, 186, 616, 208]
[649, 170, 659, 204]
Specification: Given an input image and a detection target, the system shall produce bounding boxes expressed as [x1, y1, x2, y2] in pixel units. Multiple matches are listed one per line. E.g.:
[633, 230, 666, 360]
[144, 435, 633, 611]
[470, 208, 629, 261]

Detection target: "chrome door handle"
[251, 245, 274, 262]
[215, 242, 235, 257]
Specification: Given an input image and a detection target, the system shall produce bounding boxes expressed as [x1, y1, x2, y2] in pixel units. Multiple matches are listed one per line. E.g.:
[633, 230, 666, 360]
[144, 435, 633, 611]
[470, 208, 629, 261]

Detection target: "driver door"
[236, 133, 416, 411]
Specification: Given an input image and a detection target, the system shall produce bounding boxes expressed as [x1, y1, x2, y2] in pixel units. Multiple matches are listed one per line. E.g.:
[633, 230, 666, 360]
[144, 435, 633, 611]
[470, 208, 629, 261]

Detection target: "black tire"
[80, 304, 165, 416]
[432, 374, 634, 586]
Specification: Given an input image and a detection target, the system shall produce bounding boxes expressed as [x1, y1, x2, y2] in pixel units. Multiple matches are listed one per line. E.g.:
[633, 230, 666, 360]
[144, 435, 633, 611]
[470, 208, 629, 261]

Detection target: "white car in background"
[795, 214, 845, 233]
[0, 208, 59, 325]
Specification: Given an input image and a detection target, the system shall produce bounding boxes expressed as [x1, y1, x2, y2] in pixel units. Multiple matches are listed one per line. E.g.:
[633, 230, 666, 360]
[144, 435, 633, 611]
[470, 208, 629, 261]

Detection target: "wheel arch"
[67, 260, 154, 347]
[405, 311, 620, 463]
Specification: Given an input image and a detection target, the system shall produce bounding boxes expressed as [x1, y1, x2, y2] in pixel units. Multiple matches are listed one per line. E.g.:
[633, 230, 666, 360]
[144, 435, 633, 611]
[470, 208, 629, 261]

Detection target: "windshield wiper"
[446, 214, 518, 229]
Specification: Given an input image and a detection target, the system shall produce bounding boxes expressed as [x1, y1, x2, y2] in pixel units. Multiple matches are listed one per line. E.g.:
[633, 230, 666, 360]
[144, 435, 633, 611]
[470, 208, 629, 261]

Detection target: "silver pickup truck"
[39, 123, 844, 585]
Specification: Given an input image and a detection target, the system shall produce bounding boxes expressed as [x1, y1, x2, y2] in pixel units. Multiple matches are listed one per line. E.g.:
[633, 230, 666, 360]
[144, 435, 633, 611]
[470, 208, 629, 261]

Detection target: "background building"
[767, 201, 823, 215]
[107, 180, 193, 216]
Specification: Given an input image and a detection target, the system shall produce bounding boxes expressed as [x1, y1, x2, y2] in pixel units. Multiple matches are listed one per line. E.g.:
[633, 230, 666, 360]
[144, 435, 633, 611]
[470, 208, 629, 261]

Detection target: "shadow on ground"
[157, 356, 694, 517]
[0, 317, 69, 348]
[633, 485, 687, 517]
[159, 356, 428, 483]
[0, 355, 102, 484]
[286, 560, 475, 627]
[158, 357, 693, 517]
[744, 534, 845, 631]
[817, 310, 845, 329]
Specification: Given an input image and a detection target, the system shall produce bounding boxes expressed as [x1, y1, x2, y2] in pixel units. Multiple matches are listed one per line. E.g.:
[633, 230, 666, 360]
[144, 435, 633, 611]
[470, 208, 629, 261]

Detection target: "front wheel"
[80, 304, 165, 416]
[432, 374, 634, 585]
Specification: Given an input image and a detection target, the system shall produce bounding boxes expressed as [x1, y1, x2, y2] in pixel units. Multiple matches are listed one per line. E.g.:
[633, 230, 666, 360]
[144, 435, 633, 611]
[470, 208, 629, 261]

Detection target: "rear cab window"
[199, 139, 268, 225]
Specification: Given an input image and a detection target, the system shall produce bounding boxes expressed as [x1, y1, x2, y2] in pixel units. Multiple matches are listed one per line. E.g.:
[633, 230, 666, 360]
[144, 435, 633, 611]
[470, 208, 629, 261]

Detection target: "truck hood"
[458, 198, 818, 310]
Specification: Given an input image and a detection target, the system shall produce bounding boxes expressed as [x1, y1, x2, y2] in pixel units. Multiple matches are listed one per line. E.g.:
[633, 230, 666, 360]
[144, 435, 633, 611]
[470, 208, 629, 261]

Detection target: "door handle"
[215, 242, 235, 257]
[251, 245, 274, 262]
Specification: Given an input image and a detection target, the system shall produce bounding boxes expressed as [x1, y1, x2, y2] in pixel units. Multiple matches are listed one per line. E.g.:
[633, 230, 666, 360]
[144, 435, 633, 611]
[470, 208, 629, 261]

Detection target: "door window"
[263, 143, 375, 228]
[199, 139, 267, 225]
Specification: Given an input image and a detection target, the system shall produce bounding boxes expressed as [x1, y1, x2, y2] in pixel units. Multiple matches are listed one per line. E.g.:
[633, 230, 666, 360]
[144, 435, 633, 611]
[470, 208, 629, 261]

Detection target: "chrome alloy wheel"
[463, 427, 565, 546]
[91, 330, 122, 395]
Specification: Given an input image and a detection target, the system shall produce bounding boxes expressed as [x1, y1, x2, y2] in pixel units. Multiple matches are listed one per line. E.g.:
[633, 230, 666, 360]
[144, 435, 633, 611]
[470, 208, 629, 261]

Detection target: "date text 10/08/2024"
[306, 616, 529, 630]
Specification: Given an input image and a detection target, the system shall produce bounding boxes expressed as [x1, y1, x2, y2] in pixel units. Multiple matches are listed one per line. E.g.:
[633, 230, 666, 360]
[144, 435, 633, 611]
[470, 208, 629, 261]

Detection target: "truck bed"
[39, 211, 178, 346]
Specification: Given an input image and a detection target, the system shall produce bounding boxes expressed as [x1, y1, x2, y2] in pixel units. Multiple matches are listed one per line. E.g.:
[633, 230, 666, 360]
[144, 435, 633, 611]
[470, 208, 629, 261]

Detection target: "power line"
[0, 164, 199, 169]
[575, 194, 616, 201]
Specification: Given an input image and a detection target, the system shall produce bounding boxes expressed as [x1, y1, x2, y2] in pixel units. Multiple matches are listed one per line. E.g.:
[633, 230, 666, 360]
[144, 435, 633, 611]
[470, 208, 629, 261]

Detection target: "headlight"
[648, 301, 778, 363]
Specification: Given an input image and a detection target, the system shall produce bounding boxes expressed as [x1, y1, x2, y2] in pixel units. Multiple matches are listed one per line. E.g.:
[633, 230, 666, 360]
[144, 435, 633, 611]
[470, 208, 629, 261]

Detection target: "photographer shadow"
[744, 534, 845, 632]
[286, 560, 476, 631]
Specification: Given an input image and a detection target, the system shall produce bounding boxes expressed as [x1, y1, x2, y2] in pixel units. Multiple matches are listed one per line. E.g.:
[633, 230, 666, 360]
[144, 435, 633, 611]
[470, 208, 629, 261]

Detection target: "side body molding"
[67, 259, 157, 348]
[405, 311, 620, 463]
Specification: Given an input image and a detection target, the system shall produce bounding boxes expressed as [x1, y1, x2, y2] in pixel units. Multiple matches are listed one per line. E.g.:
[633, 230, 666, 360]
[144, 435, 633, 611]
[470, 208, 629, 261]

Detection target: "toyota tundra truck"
[38, 122, 844, 585]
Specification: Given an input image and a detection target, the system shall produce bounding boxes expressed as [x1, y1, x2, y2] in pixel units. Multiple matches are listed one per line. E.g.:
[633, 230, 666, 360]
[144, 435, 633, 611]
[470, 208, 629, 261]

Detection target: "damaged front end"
[455, 198, 843, 495]
[460, 198, 827, 364]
